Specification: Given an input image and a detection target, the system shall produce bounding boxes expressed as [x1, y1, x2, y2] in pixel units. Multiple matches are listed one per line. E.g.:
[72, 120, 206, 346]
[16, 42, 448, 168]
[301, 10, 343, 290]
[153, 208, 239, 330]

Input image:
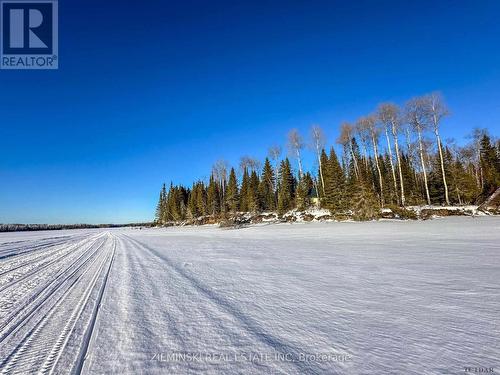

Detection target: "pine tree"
[247, 170, 260, 213]
[207, 175, 220, 216]
[277, 158, 295, 215]
[239, 168, 250, 212]
[296, 172, 313, 210]
[225, 168, 239, 213]
[381, 153, 398, 205]
[400, 153, 421, 205]
[187, 183, 197, 218]
[318, 149, 329, 204]
[323, 147, 345, 212]
[155, 183, 167, 223]
[480, 134, 500, 197]
[258, 158, 275, 211]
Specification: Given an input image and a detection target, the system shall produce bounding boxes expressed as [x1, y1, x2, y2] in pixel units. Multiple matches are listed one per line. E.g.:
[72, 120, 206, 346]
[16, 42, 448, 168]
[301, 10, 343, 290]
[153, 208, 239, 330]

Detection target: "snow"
[0, 217, 499, 374]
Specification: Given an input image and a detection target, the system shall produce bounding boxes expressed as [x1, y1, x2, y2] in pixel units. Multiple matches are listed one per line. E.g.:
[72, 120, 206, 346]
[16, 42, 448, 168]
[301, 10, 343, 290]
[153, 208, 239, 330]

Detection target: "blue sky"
[1, 0, 499, 224]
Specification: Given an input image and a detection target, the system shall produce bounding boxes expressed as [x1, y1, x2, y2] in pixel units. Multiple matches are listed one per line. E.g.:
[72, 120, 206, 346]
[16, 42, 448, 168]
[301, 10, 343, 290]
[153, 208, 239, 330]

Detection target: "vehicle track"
[0, 233, 103, 291]
[0, 234, 93, 277]
[0, 234, 115, 375]
[0, 235, 108, 330]
[0, 235, 108, 343]
[0, 235, 87, 260]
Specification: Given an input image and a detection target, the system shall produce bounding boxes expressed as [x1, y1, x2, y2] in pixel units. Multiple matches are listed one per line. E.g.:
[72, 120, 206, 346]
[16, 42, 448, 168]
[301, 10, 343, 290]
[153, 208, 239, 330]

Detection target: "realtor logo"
[1, 0, 58, 69]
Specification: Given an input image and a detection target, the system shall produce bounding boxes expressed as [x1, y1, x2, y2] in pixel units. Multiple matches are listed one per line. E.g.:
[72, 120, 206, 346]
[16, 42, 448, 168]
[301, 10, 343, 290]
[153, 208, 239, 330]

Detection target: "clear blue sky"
[1, 0, 499, 224]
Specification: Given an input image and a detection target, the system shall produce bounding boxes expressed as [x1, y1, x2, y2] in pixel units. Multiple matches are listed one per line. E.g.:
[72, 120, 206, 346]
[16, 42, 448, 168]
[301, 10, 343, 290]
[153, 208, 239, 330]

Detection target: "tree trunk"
[350, 143, 360, 179]
[417, 128, 431, 205]
[385, 127, 399, 202]
[371, 133, 384, 206]
[435, 128, 450, 205]
[478, 187, 500, 212]
[316, 146, 325, 197]
[296, 149, 303, 179]
[391, 121, 405, 206]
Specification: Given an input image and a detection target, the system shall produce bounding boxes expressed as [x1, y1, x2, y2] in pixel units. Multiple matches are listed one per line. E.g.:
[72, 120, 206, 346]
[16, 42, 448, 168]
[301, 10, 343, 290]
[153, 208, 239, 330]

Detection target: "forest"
[155, 93, 500, 223]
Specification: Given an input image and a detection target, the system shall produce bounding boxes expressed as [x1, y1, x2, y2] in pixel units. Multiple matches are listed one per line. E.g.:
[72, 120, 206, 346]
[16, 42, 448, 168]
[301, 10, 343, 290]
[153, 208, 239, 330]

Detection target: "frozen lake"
[0, 217, 499, 374]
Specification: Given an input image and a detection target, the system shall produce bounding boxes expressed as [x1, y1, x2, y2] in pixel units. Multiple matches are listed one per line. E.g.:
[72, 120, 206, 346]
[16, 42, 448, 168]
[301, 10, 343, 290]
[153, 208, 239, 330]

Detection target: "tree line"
[155, 92, 500, 223]
[0, 223, 154, 232]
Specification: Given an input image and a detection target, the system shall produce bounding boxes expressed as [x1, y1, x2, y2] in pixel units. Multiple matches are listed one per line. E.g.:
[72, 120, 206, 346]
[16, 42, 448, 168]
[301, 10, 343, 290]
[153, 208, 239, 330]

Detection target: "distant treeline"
[0, 223, 154, 232]
[155, 92, 500, 223]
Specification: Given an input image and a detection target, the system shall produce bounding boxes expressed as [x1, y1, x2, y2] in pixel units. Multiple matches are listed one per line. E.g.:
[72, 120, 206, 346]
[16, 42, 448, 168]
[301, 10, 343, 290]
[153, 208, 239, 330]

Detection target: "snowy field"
[0, 218, 499, 374]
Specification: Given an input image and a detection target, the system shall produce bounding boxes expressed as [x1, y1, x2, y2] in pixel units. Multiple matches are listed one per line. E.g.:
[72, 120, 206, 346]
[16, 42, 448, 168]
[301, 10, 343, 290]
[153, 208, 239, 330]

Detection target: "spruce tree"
[277, 158, 295, 215]
[318, 149, 329, 207]
[207, 175, 220, 216]
[239, 168, 250, 212]
[155, 184, 167, 223]
[258, 158, 275, 211]
[225, 168, 239, 213]
[296, 172, 313, 210]
[323, 147, 345, 212]
[480, 134, 500, 196]
[247, 170, 260, 213]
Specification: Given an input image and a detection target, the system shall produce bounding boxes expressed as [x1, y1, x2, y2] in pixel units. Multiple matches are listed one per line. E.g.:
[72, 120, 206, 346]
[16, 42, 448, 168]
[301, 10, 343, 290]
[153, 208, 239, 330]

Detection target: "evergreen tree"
[323, 147, 345, 212]
[225, 168, 239, 213]
[296, 172, 314, 210]
[258, 158, 275, 211]
[187, 183, 197, 218]
[480, 134, 500, 196]
[381, 153, 398, 205]
[247, 170, 260, 213]
[400, 153, 421, 205]
[318, 149, 329, 204]
[239, 168, 250, 212]
[155, 183, 167, 223]
[207, 175, 220, 216]
[277, 158, 295, 215]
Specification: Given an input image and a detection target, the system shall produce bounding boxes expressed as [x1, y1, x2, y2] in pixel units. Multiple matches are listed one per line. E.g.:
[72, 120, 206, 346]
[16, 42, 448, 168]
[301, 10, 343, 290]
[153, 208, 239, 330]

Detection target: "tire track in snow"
[121, 234, 327, 375]
[89, 235, 189, 374]
[0, 234, 107, 339]
[0, 233, 115, 375]
[0, 233, 103, 293]
[0, 234, 90, 283]
[0, 236, 79, 260]
[73, 235, 116, 375]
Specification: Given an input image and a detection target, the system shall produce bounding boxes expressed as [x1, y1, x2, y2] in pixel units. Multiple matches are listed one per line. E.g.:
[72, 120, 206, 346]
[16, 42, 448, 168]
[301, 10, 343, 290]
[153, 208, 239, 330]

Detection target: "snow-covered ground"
[0, 217, 499, 374]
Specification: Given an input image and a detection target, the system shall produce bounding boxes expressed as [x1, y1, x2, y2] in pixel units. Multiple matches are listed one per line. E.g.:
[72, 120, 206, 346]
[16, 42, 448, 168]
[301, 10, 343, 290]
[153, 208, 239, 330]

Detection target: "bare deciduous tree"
[338, 122, 360, 179]
[268, 145, 282, 200]
[379, 103, 405, 205]
[310, 125, 326, 196]
[239, 156, 260, 173]
[364, 115, 385, 206]
[424, 92, 450, 205]
[212, 159, 229, 212]
[355, 118, 371, 169]
[406, 97, 431, 205]
[467, 128, 488, 189]
[287, 129, 304, 178]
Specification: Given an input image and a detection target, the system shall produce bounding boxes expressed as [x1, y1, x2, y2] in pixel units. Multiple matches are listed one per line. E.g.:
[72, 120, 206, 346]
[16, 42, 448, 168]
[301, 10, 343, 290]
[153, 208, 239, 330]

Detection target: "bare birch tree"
[424, 92, 450, 205]
[212, 159, 228, 209]
[405, 97, 431, 205]
[364, 115, 385, 206]
[310, 125, 326, 196]
[338, 122, 360, 179]
[355, 118, 371, 169]
[468, 128, 488, 190]
[239, 156, 260, 173]
[379, 103, 405, 205]
[287, 129, 304, 178]
[268, 145, 282, 201]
